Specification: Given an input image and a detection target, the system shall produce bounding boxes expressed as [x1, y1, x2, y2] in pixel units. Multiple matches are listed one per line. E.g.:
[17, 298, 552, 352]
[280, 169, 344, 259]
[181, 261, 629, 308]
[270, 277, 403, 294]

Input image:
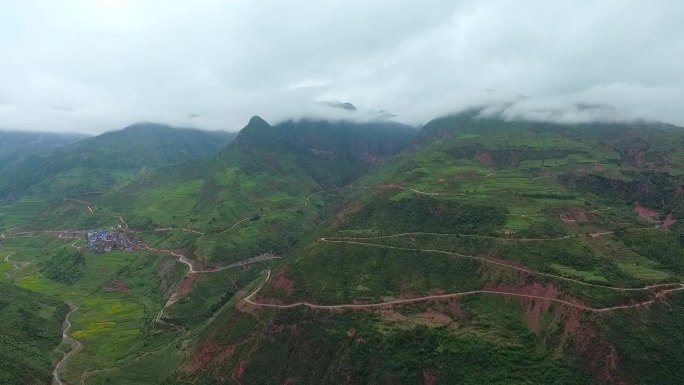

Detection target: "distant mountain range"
[0, 130, 87, 170]
[0, 123, 236, 200]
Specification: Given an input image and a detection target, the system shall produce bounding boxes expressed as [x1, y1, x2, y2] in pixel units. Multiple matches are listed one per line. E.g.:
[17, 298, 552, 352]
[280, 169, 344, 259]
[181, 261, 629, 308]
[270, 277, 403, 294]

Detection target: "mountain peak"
[234, 115, 274, 144]
[247, 115, 271, 129]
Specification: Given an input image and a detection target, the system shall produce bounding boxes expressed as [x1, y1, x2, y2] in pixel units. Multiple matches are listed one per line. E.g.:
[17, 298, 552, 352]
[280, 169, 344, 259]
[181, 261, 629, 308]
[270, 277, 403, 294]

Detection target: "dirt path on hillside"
[65, 198, 94, 215]
[153, 227, 205, 235]
[146, 247, 280, 274]
[149, 247, 282, 329]
[379, 184, 440, 196]
[244, 271, 684, 313]
[121, 186, 346, 238]
[4, 252, 16, 274]
[220, 187, 343, 234]
[320, 238, 677, 292]
[4, 251, 29, 273]
[53, 303, 81, 385]
[327, 225, 661, 243]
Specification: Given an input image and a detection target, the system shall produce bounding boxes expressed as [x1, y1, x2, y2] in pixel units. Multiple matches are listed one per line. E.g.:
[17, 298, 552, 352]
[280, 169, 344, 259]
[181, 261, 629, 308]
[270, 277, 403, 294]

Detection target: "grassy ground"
[1, 236, 186, 384]
[0, 282, 66, 385]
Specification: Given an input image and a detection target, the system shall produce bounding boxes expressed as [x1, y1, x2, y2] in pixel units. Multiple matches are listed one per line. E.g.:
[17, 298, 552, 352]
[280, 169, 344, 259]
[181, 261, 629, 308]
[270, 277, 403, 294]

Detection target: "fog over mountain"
[1, 0, 683, 133]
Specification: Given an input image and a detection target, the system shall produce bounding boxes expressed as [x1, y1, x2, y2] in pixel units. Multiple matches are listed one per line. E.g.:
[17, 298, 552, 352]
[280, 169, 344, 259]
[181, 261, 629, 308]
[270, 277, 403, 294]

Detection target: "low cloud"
[0, 0, 683, 133]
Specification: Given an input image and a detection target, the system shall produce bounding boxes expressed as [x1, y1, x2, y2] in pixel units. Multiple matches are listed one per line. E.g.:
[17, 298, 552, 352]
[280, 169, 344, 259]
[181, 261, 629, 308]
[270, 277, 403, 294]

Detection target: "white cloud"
[0, 0, 683, 133]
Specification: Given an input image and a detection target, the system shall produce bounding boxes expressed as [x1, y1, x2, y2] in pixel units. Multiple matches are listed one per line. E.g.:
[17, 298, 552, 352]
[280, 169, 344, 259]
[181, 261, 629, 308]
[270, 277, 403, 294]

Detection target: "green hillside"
[0, 123, 236, 200]
[22, 117, 417, 266]
[2, 112, 684, 385]
[175, 113, 684, 385]
[0, 130, 87, 177]
[0, 282, 67, 385]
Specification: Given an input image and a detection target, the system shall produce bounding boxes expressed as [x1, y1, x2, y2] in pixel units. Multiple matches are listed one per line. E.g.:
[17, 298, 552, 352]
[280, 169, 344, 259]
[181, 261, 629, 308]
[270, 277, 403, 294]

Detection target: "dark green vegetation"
[0, 282, 67, 385]
[0, 130, 87, 175]
[344, 192, 507, 234]
[68, 117, 417, 266]
[43, 248, 85, 284]
[618, 230, 684, 272]
[601, 295, 684, 385]
[2, 111, 684, 384]
[0, 123, 236, 199]
[176, 304, 588, 385]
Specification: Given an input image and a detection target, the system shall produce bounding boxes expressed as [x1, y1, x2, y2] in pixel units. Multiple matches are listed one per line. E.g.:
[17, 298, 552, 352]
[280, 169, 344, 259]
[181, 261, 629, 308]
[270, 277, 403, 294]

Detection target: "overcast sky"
[1, 0, 683, 133]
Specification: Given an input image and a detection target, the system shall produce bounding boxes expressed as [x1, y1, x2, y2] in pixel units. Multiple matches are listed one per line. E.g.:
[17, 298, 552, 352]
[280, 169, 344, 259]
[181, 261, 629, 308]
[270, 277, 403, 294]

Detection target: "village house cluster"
[86, 229, 145, 253]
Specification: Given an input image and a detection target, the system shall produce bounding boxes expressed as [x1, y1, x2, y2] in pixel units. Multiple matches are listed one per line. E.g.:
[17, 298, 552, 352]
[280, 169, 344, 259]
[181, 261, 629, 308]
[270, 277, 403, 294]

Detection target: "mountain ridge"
[0, 123, 237, 200]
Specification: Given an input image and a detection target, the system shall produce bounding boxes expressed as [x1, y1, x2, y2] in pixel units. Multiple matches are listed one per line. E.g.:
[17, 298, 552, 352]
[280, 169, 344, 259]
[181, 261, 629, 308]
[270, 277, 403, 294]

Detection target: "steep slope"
[173, 112, 684, 385]
[233, 117, 418, 185]
[84, 117, 418, 266]
[0, 282, 67, 385]
[0, 123, 236, 199]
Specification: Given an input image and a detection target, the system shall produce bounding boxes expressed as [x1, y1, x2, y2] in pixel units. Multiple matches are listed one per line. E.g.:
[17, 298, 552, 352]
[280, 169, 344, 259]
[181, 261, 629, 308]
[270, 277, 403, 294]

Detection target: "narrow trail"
[5, 229, 88, 239]
[320, 238, 678, 292]
[220, 187, 343, 234]
[3, 252, 17, 276]
[328, 225, 661, 243]
[65, 198, 94, 215]
[379, 184, 440, 196]
[146, 247, 281, 274]
[149, 246, 282, 328]
[244, 271, 684, 313]
[53, 303, 81, 385]
[153, 227, 205, 235]
[4, 251, 27, 273]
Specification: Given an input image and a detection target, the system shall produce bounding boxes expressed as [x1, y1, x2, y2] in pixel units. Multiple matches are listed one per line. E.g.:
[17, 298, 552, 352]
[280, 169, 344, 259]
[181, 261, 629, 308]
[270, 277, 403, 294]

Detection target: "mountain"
[232, 117, 418, 184]
[57, 117, 418, 266]
[0, 123, 236, 200]
[3, 112, 684, 385]
[169, 113, 684, 384]
[0, 130, 88, 171]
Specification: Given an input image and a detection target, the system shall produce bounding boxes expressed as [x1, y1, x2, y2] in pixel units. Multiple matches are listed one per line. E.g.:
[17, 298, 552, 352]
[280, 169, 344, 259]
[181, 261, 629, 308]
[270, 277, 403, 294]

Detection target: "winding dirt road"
[149, 247, 282, 328]
[244, 270, 684, 313]
[53, 303, 81, 385]
[153, 227, 205, 235]
[320, 238, 678, 292]
[147, 247, 281, 274]
[327, 225, 661, 243]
